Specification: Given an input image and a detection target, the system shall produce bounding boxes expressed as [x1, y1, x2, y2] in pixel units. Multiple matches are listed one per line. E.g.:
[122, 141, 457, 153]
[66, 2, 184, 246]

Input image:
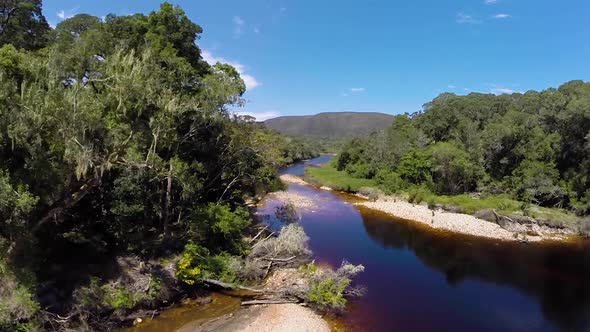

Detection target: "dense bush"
[334, 81, 590, 216]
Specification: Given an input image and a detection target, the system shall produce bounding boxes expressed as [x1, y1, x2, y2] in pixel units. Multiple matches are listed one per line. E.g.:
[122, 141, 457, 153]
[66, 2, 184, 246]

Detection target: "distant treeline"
[337, 81, 590, 214]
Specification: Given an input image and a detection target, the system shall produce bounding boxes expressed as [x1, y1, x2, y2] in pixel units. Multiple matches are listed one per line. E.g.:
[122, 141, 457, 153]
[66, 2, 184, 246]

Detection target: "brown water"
[121, 292, 241, 332]
[131, 156, 590, 331]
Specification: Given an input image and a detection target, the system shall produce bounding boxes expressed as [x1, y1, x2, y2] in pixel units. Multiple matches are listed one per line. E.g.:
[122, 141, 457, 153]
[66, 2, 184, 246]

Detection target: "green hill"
[263, 112, 395, 137]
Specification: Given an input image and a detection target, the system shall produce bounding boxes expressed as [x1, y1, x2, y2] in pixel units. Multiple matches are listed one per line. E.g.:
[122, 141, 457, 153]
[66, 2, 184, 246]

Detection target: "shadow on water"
[360, 208, 590, 332]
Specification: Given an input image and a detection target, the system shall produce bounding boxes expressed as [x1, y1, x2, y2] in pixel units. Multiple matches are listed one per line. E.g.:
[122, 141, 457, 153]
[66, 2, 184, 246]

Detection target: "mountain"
[263, 112, 395, 137]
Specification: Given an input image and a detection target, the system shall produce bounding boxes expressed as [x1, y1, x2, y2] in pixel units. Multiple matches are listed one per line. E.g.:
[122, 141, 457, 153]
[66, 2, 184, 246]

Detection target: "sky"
[43, 0, 590, 120]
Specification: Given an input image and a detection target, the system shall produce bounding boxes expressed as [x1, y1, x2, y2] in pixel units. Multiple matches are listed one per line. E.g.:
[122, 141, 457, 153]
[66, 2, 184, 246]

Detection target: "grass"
[429, 194, 520, 215]
[307, 163, 584, 231]
[305, 164, 375, 192]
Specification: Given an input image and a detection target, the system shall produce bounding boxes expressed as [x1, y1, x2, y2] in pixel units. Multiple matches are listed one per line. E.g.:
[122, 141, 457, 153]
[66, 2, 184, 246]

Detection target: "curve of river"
[132, 155, 590, 332]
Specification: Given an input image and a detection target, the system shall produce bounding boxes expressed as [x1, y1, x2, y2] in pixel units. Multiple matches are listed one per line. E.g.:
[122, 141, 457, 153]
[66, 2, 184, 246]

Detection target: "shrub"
[303, 261, 365, 311]
[251, 224, 311, 259]
[176, 243, 206, 285]
[408, 186, 432, 204]
[306, 276, 350, 310]
[106, 288, 135, 310]
[358, 187, 381, 201]
[375, 169, 405, 194]
[275, 202, 299, 224]
[0, 259, 39, 329]
[345, 162, 374, 179]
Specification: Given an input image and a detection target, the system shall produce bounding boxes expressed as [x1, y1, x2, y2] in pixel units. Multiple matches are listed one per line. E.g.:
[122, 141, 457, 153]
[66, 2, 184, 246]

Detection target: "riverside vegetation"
[0, 1, 363, 331]
[307, 82, 590, 237]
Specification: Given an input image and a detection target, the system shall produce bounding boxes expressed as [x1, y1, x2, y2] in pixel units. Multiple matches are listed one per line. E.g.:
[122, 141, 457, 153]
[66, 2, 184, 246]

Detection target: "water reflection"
[361, 208, 590, 332]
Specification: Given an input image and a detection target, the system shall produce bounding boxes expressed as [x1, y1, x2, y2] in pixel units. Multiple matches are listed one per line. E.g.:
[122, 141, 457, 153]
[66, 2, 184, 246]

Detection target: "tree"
[0, 0, 50, 50]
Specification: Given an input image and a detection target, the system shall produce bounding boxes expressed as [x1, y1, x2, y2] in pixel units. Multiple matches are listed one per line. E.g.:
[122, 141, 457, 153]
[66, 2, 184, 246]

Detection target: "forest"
[334, 81, 590, 224]
[0, 1, 324, 330]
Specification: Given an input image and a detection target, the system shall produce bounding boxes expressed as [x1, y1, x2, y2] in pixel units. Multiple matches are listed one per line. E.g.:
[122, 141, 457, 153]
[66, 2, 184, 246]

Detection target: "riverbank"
[303, 165, 585, 242]
[185, 303, 330, 332]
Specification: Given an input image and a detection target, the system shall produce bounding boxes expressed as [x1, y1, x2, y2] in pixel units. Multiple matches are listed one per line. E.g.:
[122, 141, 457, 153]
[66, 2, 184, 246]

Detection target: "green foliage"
[398, 149, 433, 187]
[106, 288, 135, 310]
[306, 276, 350, 310]
[176, 243, 206, 286]
[0, 0, 50, 50]
[334, 80, 590, 225]
[375, 169, 404, 194]
[407, 186, 432, 204]
[302, 261, 364, 311]
[0, 259, 39, 329]
[429, 141, 482, 194]
[176, 242, 240, 285]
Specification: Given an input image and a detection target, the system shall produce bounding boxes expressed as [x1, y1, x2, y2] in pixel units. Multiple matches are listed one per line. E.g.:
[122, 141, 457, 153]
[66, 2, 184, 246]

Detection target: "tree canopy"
[337, 81, 590, 213]
[0, 2, 319, 330]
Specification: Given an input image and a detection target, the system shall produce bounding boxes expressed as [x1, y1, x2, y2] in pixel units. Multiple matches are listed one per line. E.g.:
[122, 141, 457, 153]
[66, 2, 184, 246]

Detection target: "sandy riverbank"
[357, 196, 548, 242]
[185, 303, 329, 332]
[282, 173, 569, 242]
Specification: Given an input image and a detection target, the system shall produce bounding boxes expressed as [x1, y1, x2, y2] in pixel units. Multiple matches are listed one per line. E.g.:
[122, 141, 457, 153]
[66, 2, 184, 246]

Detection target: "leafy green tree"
[429, 141, 482, 194]
[0, 0, 50, 50]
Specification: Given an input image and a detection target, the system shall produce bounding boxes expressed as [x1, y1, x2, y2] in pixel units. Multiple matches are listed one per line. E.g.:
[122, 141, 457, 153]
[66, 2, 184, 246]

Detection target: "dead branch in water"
[260, 256, 297, 262]
[250, 225, 269, 243]
[203, 278, 265, 293]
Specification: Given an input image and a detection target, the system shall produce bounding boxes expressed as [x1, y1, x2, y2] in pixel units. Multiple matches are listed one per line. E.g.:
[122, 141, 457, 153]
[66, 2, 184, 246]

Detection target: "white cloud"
[350, 87, 366, 92]
[457, 13, 481, 24]
[235, 111, 280, 121]
[202, 50, 261, 90]
[485, 0, 499, 4]
[340, 92, 349, 97]
[493, 14, 511, 19]
[57, 9, 75, 20]
[233, 16, 244, 37]
[489, 86, 521, 95]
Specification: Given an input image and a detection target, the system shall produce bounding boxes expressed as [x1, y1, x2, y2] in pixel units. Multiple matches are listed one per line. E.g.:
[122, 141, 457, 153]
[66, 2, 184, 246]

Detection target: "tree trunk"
[163, 162, 173, 234]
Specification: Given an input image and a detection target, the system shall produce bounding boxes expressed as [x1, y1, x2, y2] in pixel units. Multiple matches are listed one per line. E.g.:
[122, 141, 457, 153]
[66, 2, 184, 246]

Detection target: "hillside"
[264, 112, 395, 137]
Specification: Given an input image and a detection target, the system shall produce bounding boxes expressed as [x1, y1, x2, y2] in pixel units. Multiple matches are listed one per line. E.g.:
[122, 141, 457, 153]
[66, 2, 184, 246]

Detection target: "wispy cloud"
[233, 16, 245, 37]
[57, 9, 75, 20]
[457, 13, 481, 24]
[485, 0, 499, 4]
[253, 27, 260, 34]
[349, 87, 366, 92]
[448, 85, 457, 89]
[235, 111, 280, 121]
[493, 13, 511, 19]
[202, 50, 260, 90]
[280, 7, 287, 13]
[489, 85, 521, 95]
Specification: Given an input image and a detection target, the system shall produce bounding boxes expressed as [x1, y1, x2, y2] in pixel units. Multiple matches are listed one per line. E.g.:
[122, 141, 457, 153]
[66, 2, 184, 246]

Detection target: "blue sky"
[43, 0, 590, 120]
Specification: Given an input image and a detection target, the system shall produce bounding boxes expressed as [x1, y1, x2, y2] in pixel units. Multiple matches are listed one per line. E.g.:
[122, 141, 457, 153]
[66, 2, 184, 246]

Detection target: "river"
[133, 155, 590, 332]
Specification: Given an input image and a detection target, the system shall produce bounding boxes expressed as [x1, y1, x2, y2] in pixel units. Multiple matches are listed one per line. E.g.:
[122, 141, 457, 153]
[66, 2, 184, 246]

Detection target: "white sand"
[357, 196, 544, 242]
[237, 304, 330, 332]
[280, 174, 310, 186]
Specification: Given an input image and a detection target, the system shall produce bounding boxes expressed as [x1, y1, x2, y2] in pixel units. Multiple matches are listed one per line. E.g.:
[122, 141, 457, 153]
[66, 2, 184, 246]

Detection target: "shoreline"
[284, 174, 574, 242]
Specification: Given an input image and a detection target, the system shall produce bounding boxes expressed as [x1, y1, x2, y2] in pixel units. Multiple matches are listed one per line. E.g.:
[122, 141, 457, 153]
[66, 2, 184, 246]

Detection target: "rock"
[473, 209, 497, 223]
[133, 318, 143, 326]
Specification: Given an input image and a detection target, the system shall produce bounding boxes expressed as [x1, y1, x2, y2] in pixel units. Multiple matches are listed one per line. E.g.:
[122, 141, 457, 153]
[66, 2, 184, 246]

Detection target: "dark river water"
[260, 155, 590, 332]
